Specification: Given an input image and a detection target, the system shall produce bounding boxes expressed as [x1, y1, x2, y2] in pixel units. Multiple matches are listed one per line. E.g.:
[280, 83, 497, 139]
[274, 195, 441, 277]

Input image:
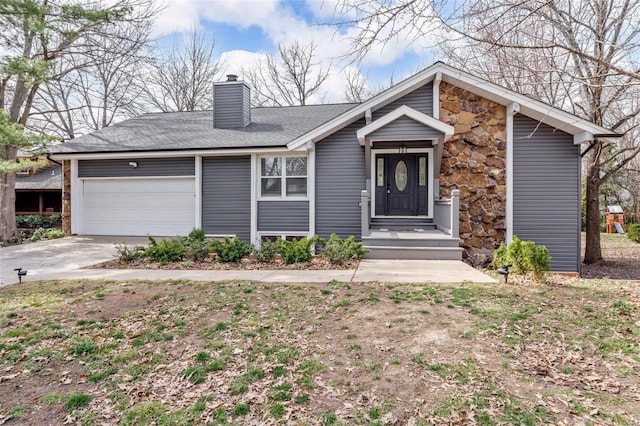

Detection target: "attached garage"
[81, 178, 195, 236]
[76, 158, 196, 236]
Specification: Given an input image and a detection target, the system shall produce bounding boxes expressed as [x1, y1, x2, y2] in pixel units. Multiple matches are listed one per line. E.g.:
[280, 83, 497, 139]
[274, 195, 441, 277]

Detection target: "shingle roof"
[15, 164, 62, 190]
[49, 103, 358, 154]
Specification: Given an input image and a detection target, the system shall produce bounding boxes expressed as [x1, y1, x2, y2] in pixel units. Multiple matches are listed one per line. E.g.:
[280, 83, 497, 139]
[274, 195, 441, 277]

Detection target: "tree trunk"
[583, 169, 603, 264]
[0, 146, 18, 242]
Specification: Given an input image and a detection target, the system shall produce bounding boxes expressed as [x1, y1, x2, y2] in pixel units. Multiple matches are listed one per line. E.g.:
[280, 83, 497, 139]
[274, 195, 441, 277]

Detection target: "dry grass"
[582, 232, 640, 280]
[0, 276, 638, 425]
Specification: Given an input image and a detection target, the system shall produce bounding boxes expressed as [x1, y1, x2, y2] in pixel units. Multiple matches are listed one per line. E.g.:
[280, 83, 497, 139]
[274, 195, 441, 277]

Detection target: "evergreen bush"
[209, 236, 252, 263]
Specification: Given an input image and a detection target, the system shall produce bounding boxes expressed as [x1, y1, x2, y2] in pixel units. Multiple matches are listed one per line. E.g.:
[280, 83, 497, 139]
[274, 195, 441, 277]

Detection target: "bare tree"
[344, 67, 369, 103]
[336, 0, 640, 264]
[0, 0, 158, 242]
[29, 20, 153, 140]
[247, 40, 330, 106]
[141, 26, 222, 112]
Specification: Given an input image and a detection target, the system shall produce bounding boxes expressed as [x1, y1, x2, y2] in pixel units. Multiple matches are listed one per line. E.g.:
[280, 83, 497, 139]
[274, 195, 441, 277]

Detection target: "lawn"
[0, 273, 638, 425]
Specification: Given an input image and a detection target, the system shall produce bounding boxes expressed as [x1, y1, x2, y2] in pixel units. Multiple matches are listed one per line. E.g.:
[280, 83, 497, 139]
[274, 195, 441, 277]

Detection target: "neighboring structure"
[15, 161, 62, 216]
[49, 63, 617, 273]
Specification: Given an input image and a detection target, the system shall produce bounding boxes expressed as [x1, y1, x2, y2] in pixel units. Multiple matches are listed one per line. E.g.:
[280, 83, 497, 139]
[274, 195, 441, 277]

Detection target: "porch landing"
[362, 228, 463, 260]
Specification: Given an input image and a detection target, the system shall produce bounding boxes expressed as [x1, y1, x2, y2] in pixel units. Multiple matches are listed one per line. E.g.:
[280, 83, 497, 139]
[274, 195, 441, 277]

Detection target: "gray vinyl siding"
[258, 201, 309, 232]
[367, 116, 443, 141]
[213, 82, 251, 128]
[316, 119, 366, 239]
[202, 156, 251, 241]
[78, 158, 194, 178]
[513, 114, 580, 272]
[373, 82, 433, 119]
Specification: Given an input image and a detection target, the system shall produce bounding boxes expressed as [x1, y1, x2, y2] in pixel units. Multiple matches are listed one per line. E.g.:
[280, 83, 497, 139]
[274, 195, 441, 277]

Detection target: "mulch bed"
[93, 256, 359, 271]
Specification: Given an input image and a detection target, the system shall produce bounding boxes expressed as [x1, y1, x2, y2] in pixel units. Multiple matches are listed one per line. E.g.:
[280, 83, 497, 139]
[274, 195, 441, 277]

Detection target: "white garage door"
[82, 178, 195, 236]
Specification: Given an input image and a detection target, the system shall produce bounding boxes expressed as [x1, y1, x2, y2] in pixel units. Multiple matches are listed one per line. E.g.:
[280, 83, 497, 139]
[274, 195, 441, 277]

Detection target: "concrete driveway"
[1, 236, 496, 286]
[0, 236, 147, 286]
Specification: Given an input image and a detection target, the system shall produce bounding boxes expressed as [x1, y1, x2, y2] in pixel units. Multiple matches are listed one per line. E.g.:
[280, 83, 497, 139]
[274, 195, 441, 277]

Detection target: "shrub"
[277, 235, 323, 264]
[209, 236, 252, 263]
[523, 242, 551, 282]
[321, 233, 368, 265]
[628, 223, 640, 243]
[184, 228, 209, 261]
[253, 240, 278, 263]
[491, 235, 551, 281]
[16, 214, 62, 229]
[145, 236, 186, 264]
[116, 244, 145, 263]
[30, 227, 65, 242]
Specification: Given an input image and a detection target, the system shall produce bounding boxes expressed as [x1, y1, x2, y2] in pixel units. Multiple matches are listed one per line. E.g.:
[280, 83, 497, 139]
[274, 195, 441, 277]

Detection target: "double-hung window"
[260, 156, 307, 198]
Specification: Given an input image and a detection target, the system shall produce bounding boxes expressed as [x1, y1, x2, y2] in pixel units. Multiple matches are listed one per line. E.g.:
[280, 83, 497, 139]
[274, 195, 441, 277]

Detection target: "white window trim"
[256, 232, 313, 243]
[370, 147, 434, 219]
[257, 153, 309, 201]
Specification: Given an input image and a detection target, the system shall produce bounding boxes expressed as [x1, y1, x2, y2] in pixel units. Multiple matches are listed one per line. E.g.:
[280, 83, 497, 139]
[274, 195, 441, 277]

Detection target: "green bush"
[16, 214, 62, 229]
[30, 227, 65, 242]
[116, 244, 145, 263]
[628, 224, 640, 243]
[253, 240, 278, 263]
[145, 236, 186, 264]
[276, 235, 323, 264]
[184, 228, 209, 261]
[209, 236, 252, 263]
[321, 233, 368, 265]
[491, 235, 551, 281]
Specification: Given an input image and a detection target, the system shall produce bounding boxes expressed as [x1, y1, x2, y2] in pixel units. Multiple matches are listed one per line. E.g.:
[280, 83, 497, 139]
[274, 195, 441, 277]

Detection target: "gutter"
[580, 133, 623, 158]
[46, 154, 63, 166]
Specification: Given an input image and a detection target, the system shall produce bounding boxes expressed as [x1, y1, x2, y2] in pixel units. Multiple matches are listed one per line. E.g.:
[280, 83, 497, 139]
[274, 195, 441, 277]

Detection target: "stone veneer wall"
[438, 82, 506, 266]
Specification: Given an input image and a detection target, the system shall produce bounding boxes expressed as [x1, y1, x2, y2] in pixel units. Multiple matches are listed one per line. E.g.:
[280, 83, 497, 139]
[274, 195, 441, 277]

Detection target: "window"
[260, 156, 307, 198]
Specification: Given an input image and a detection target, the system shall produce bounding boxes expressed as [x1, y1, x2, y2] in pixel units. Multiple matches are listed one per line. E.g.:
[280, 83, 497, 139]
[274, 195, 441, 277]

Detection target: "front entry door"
[375, 153, 429, 216]
[387, 154, 416, 215]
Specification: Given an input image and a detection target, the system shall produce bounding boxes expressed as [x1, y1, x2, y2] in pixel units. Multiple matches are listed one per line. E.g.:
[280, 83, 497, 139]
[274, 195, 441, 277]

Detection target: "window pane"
[286, 177, 307, 196]
[261, 177, 281, 196]
[261, 157, 281, 177]
[419, 156, 426, 186]
[286, 157, 307, 176]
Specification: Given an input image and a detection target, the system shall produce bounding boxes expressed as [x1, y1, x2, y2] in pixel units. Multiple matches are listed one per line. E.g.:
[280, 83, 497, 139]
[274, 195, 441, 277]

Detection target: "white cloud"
[151, 0, 441, 101]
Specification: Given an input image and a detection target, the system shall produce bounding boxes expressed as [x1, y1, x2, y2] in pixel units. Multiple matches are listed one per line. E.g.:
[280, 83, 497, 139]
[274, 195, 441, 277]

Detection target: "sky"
[152, 0, 441, 104]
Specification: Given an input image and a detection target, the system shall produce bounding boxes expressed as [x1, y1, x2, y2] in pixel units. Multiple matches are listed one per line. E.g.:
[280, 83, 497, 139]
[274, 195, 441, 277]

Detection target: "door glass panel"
[395, 160, 408, 191]
[419, 156, 426, 186]
[376, 157, 384, 186]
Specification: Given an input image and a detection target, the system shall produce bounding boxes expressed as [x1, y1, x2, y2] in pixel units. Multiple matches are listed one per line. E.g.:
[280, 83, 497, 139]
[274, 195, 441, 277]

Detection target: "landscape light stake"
[498, 265, 511, 284]
[14, 268, 27, 284]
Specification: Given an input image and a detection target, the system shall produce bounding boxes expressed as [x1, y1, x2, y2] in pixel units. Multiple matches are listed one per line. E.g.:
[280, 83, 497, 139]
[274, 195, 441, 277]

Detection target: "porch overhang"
[356, 105, 455, 146]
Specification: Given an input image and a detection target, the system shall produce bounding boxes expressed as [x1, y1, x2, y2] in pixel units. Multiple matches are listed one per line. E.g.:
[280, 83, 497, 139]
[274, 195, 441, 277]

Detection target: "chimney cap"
[226, 74, 238, 82]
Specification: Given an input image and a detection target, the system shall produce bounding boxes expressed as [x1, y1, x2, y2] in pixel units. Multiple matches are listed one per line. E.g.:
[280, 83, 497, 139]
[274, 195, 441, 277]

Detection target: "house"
[15, 159, 62, 216]
[49, 63, 616, 273]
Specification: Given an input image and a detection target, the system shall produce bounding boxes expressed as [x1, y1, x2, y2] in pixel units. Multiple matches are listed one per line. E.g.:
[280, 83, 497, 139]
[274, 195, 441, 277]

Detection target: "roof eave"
[288, 62, 617, 150]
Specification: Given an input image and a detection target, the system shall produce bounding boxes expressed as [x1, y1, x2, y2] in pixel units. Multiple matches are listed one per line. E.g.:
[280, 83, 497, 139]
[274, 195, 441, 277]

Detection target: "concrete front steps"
[362, 228, 463, 260]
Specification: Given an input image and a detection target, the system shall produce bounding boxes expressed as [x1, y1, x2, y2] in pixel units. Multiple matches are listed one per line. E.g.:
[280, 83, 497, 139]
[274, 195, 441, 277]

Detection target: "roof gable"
[356, 105, 454, 145]
[288, 62, 616, 150]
